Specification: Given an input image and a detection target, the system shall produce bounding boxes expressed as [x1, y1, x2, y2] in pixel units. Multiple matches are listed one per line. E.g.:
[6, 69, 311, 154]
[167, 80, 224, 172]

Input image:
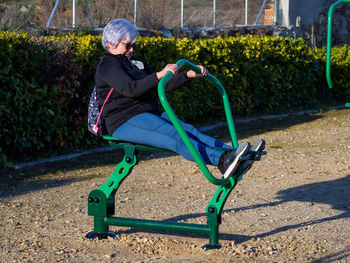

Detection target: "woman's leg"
[112, 113, 223, 165]
[160, 112, 233, 150]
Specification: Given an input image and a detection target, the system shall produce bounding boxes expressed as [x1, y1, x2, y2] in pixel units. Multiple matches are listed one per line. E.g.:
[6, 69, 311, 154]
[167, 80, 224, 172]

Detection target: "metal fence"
[47, 0, 277, 29]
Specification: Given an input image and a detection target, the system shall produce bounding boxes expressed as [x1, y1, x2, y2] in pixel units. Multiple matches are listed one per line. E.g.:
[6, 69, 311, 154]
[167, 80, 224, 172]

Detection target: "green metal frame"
[87, 59, 265, 247]
[326, 0, 350, 107]
[158, 59, 239, 186]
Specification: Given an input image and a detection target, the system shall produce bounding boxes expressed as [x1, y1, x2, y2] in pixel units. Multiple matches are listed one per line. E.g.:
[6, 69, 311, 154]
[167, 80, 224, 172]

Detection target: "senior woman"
[95, 19, 264, 179]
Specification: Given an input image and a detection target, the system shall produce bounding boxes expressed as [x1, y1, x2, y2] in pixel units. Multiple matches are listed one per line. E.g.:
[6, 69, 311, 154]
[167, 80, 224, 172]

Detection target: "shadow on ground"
[311, 249, 350, 263]
[111, 175, 350, 247]
[0, 177, 89, 199]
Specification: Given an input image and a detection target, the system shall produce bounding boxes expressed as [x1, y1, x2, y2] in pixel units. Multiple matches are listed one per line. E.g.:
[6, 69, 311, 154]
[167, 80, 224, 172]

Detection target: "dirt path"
[1, 109, 350, 263]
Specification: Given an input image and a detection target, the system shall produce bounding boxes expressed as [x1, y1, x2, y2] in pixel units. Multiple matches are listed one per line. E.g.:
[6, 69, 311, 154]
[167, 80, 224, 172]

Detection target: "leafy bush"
[313, 45, 350, 100]
[0, 32, 65, 167]
[1, 32, 349, 168]
[0, 33, 104, 168]
[135, 36, 323, 121]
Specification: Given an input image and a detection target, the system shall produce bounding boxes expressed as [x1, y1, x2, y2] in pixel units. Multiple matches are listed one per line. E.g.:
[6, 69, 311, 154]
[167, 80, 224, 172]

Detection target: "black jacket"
[95, 52, 191, 135]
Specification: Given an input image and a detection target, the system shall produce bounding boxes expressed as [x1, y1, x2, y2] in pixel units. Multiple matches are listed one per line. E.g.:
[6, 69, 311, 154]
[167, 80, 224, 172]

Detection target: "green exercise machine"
[326, 0, 350, 107]
[86, 59, 266, 248]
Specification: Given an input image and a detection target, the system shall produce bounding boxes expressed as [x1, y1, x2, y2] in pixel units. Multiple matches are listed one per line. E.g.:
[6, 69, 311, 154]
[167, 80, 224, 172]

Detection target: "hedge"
[312, 44, 350, 99]
[0, 32, 349, 168]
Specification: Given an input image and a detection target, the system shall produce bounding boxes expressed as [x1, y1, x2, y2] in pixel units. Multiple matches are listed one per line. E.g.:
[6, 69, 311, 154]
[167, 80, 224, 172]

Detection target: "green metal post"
[205, 176, 238, 247]
[94, 216, 108, 234]
[207, 206, 220, 246]
[326, 0, 350, 107]
[88, 144, 138, 234]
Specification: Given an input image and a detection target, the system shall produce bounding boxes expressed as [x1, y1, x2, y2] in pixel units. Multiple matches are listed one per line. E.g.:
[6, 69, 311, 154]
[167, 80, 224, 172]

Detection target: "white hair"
[102, 19, 139, 50]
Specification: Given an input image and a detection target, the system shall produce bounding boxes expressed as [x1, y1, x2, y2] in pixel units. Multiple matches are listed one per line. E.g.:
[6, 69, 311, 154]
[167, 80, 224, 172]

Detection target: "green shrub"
[135, 36, 321, 121]
[313, 45, 350, 100]
[1, 32, 349, 168]
[0, 33, 103, 168]
[0, 32, 65, 167]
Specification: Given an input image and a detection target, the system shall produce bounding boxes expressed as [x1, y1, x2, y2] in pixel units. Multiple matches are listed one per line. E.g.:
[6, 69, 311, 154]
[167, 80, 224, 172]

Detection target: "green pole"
[94, 216, 108, 234]
[326, 0, 343, 89]
[326, 0, 350, 107]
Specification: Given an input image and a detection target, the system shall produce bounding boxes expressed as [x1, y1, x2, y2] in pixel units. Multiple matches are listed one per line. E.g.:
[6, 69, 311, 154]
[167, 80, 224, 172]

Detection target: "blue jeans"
[112, 112, 233, 166]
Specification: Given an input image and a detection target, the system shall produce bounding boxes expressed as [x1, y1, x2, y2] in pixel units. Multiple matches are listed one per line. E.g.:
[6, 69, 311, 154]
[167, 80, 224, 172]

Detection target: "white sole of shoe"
[223, 143, 249, 179]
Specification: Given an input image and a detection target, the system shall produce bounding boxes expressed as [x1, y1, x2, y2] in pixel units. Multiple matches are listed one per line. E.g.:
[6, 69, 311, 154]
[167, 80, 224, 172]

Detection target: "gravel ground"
[1, 109, 350, 263]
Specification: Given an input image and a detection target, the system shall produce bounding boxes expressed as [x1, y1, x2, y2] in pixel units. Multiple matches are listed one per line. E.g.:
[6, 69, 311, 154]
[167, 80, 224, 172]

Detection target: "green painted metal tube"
[158, 59, 238, 186]
[105, 216, 211, 235]
[326, 0, 341, 89]
[94, 216, 108, 234]
[209, 224, 219, 245]
[326, 0, 350, 107]
[326, 0, 350, 90]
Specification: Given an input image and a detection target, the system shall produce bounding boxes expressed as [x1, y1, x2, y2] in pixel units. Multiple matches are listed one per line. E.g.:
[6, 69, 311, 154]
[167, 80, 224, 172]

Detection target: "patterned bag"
[87, 86, 113, 136]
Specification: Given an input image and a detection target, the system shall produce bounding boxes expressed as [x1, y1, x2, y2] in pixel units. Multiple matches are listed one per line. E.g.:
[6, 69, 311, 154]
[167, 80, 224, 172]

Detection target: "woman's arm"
[164, 71, 191, 93]
[158, 64, 209, 93]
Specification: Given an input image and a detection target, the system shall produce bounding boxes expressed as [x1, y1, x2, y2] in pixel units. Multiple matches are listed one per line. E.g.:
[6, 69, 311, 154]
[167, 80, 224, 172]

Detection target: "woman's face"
[108, 38, 135, 60]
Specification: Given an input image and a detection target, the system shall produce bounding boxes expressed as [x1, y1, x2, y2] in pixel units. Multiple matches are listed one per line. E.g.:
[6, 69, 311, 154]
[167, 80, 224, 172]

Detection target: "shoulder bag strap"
[95, 88, 114, 127]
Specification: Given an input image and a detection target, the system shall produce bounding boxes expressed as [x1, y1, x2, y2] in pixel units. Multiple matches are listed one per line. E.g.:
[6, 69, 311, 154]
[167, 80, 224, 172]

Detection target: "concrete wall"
[278, 0, 333, 27]
[277, 0, 350, 46]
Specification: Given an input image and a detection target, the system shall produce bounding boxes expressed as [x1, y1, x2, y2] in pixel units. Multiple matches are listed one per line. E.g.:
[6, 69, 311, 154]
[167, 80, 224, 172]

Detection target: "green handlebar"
[158, 59, 238, 186]
[326, 0, 350, 90]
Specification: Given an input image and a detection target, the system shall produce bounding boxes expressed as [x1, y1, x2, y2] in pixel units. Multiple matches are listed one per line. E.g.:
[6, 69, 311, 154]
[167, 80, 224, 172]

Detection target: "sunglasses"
[121, 41, 137, 50]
